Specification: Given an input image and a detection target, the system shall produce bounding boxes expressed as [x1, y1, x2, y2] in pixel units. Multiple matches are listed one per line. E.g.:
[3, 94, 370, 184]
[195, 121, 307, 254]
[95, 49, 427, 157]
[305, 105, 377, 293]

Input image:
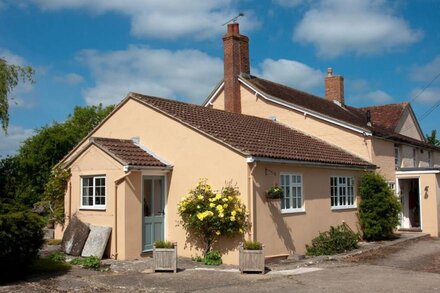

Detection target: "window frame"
[413, 148, 417, 167]
[80, 175, 107, 210]
[394, 145, 401, 168]
[330, 176, 356, 210]
[280, 172, 305, 214]
[428, 151, 433, 167]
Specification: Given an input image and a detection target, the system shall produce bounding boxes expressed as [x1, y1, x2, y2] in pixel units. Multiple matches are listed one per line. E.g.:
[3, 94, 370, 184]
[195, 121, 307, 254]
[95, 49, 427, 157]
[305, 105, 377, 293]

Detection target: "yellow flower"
[223, 203, 228, 208]
[219, 213, 224, 218]
[209, 203, 215, 208]
[222, 197, 228, 202]
[239, 228, 243, 234]
[230, 216, 236, 222]
[197, 213, 205, 221]
[216, 231, 221, 235]
[216, 205, 224, 212]
[228, 196, 233, 201]
[197, 195, 203, 200]
[231, 211, 236, 216]
[197, 205, 200, 209]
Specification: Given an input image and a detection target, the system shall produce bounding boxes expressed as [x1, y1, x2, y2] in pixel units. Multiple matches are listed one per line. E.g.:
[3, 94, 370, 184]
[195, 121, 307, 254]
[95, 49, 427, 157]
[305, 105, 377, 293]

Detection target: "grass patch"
[29, 256, 71, 274]
[70, 256, 101, 270]
[46, 239, 62, 246]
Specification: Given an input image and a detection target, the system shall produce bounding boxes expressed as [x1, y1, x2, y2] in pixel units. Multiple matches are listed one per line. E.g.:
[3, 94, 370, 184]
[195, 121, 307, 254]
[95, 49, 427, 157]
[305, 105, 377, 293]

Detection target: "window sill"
[331, 206, 357, 211]
[281, 208, 305, 215]
[79, 207, 106, 211]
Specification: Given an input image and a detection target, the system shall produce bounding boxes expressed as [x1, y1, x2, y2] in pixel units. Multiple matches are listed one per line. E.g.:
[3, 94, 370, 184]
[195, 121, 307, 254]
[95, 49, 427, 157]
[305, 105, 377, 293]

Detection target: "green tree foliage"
[0, 200, 45, 282]
[426, 129, 440, 146]
[178, 179, 249, 256]
[359, 172, 402, 241]
[0, 104, 114, 208]
[0, 58, 34, 133]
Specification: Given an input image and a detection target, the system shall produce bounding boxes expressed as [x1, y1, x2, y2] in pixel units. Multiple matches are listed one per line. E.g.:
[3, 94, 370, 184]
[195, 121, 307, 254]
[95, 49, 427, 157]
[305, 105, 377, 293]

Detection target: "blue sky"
[1, 0, 439, 156]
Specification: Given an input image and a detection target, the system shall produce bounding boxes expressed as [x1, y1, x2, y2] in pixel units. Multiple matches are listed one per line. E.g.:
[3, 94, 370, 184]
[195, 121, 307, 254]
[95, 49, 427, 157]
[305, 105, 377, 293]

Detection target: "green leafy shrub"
[192, 255, 204, 262]
[204, 250, 222, 265]
[154, 240, 174, 249]
[359, 172, 401, 241]
[178, 179, 249, 256]
[306, 224, 359, 256]
[0, 200, 45, 281]
[243, 240, 262, 250]
[47, 251, 66, 263]
[70, 256, 101, 270]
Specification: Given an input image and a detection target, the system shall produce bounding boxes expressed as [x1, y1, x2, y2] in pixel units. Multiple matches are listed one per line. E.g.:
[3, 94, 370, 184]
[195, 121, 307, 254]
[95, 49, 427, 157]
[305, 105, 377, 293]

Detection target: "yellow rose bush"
[178, 179, 248, 255]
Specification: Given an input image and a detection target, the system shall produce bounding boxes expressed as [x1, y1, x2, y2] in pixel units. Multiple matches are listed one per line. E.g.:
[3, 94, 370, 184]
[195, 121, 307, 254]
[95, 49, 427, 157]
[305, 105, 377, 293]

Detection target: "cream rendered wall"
[211, 87, 373, 162]
[401, 145, 416, 168]
[370, 137, 395, 181]
[397, 173, 440, 236]
[72, 98, 249, 264]
[396, 108, 424, 140]
[54, 145, 125, 258]
[252, 163, 362, 256]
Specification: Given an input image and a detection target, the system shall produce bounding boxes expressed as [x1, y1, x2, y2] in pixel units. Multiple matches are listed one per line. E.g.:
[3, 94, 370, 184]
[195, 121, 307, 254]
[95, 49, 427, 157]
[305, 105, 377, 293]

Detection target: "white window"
[330, 176, 355, 209]
[280, 173, 304, 213]
[394, 146, 400, 168]
[428, 151, 433, 167]
[81, 176, 106, 209]
[413, 148, 417, 167]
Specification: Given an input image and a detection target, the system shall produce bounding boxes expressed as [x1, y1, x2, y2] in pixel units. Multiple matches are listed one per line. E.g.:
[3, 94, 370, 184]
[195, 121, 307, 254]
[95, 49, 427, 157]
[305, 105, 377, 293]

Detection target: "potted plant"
[239, 240, 265, 274]
[153, 240, 177, 273]
[266, 185, 283, 199]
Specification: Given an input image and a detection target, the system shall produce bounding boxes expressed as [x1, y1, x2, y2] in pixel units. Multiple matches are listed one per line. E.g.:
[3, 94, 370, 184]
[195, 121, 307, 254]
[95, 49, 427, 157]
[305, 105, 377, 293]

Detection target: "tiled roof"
[131, 93, 374, 168]
[241, 75, 440, 151]
[360, 103, 408, 132]
[91, 137, 168, 167]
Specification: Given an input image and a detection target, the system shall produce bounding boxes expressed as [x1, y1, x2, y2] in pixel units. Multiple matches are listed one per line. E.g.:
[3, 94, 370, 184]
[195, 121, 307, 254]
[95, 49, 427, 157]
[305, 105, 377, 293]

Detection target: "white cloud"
[411, 87, 440, 105]
[410, 55, 440, 83]
[256, 58, 324, 91]
[55, 73, 84, 85]
[77, 45, 223, 105]
[353, 90, 394, 105]
[273, 0, 304, 7]
[0, 48, 26, 65]
[294, 0, 422, 58]
[29, 0, 259, 40]
[0, 125, 34, 157]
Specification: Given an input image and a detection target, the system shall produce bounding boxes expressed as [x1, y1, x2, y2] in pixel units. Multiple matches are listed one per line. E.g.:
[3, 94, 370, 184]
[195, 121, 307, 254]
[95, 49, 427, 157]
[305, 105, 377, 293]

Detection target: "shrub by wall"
[359, 172, 401, 241]
[306, 224, 359, 256]
[0, 200, 45, 281]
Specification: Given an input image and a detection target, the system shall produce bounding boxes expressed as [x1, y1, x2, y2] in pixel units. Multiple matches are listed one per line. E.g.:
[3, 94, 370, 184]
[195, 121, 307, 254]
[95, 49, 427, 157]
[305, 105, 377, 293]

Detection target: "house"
[55, 23, 440, 264]
[204, 23, 440, 236]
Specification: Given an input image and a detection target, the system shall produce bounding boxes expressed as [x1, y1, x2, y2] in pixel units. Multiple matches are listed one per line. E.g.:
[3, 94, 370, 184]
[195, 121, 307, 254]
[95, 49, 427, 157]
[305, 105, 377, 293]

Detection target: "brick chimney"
[223, 23, 250, 113]
[325, 68, 344, 106]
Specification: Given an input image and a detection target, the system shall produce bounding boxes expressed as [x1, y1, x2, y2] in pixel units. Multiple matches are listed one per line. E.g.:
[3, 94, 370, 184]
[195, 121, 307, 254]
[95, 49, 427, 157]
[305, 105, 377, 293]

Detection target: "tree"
[426, 129, 440, 146]
[0, 104, 114, 207]
[178, 179, 249, 256]
[0, 58, 34, 133]
[358, 172, 401, 241]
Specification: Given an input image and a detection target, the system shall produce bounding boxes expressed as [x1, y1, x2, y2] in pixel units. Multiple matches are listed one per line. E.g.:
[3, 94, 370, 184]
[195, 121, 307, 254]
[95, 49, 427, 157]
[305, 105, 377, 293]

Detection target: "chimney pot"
[327, 68, 333, 77]
[227, 23, 240, 35]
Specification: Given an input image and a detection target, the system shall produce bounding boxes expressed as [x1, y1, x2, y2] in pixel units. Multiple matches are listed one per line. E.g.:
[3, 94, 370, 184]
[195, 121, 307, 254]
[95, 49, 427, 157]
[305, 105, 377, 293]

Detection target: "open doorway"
[398, 178, 421, 230]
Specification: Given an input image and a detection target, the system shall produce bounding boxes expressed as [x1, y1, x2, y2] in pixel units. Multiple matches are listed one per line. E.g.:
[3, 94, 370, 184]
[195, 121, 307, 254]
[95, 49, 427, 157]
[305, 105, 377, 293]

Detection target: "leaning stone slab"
[81, 225, 112, 259]
[61, 216, 90, 256]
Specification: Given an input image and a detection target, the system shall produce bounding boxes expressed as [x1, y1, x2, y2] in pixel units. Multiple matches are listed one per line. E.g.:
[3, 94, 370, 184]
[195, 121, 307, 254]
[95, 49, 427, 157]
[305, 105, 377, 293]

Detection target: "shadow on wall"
[181, 230, 243, 256]
[266, 199, 296, 254]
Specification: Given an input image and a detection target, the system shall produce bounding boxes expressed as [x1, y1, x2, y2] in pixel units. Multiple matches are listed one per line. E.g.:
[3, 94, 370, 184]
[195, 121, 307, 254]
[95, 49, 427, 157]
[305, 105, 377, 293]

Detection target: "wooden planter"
[239, 244, 265, 274]
[153, 242, 177, 273]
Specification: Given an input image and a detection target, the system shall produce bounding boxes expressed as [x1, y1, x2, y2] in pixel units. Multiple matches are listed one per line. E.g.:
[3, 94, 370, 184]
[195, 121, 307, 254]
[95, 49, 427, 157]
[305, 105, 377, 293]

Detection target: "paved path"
[2, 235, 440, 292]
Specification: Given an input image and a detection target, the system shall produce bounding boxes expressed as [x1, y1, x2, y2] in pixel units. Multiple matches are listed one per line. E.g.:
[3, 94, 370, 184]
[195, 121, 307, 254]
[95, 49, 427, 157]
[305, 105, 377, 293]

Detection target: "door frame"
[396, 176, 423, 230]
[141, 173, 168, 252]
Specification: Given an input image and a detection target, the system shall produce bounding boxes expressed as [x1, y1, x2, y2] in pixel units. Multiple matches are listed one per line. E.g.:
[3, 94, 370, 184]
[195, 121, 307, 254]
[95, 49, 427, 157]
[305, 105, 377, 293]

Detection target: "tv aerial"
[222, 12, 245, 26]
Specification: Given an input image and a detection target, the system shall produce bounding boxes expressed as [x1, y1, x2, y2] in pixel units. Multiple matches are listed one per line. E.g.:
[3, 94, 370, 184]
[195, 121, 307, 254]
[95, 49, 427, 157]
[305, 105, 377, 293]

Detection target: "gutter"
[246, 156, 375, 170]
[122, 165, 173, 172]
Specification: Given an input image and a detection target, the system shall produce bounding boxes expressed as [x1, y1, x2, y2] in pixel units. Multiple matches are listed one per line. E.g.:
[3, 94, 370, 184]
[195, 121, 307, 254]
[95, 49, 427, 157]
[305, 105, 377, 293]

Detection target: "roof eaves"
[238, 76, 372, 136]
[202, 79, 224, 107]
[133, 140, 173, 168]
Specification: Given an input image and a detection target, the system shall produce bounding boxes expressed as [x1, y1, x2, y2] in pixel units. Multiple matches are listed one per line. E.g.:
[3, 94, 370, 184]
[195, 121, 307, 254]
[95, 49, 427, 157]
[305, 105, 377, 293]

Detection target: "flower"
[222, 197, 228, 202]
[223, 203, 228, 208]
[230, 216, 236, 222]
[216, 231, 221, 235]
[231, 211, 236, 216]
[216, 205, 224, 212]
[219, 213, 224, 218]
[197, 195, 203, 200]
[209, 203, 215, 208]
[239, 228, 243, 234]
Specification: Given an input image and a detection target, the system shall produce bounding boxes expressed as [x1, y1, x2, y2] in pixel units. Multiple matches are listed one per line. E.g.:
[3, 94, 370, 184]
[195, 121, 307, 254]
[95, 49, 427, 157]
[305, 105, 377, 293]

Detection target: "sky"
[1, 0, 439, 157]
